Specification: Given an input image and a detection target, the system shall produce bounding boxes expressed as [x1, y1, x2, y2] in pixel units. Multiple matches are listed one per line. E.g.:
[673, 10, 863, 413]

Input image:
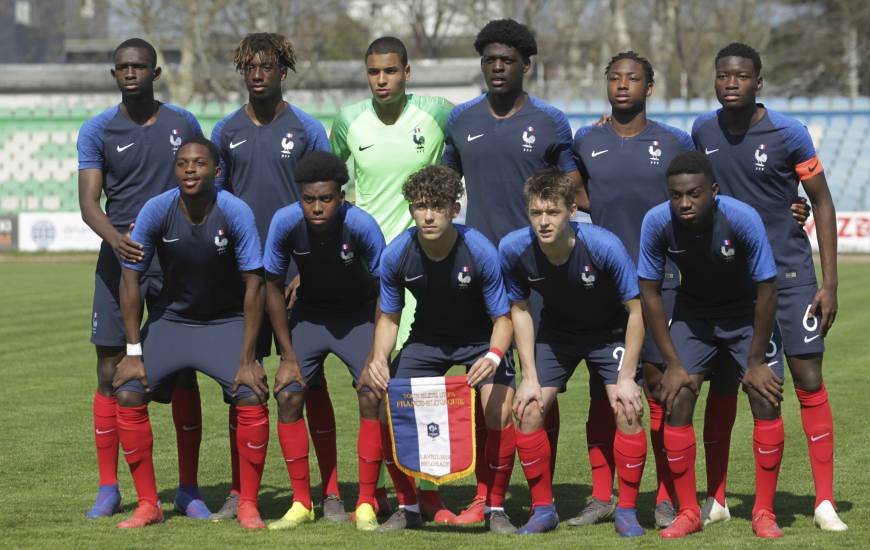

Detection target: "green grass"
[1, 257, 868, 548]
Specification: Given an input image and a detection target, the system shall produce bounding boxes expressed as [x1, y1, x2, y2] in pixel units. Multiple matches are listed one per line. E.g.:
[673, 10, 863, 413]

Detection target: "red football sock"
[305, 386, 339, 498]
[380, 422, 417, 506]
[228, 405, 240, 495]
[278, 418, 311, 509]
[664, 423, 699, 514]
[795, 384, 834, 506]
[93, 392, 119, 486]
[116, 404, 158, 506]
[614, 430, 647, 509]
[703, 391, 737, 505]
[516, 428, 552, 507]
[236, 404, 269, 505]
[473, 392, 489, 499]
[485, 424, 516, 508]
[752, 417, 784, 515]
[545, 398, 560, 476]
[171, 385, 202, 487]
[586, 398, 616, 502]
[357, 418, 383, 508]
[647, 397, 675, 505]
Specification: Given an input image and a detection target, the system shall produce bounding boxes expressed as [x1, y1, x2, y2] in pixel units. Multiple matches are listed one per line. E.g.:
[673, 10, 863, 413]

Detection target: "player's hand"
[742, 360, 784, 407]
[272, 355, 305, 396]
[611, 378, 644, 425]
[284, 275, 301, 311]
[513, 378, 544, 421]
[115, 223, 144, 263]
[659, 362, 696, 416]
[467, 356, 496, 387]
[113, 355, 148, 392]
[790, 197, 811, 226]
[363, 356, 391, 396]
[233, 359, 268, 402]
[595, 113, 612, 127]
[811, 285, 838, 336]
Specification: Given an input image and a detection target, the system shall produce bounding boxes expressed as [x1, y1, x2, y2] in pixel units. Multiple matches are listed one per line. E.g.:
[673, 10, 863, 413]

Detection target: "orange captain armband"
[795, 155, 824, 181]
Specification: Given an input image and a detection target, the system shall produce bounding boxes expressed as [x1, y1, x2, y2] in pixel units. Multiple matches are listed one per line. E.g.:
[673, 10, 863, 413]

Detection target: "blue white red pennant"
[386, 376, 476, 484]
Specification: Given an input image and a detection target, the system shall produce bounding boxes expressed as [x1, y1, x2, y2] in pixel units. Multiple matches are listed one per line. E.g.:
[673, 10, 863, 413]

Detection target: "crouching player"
[638, 152, 785, 538]
[361, 165, 516, 533]
[112, 137, 270, 529]
[261, 151, 386, 530]
[500, 169, 646, 536]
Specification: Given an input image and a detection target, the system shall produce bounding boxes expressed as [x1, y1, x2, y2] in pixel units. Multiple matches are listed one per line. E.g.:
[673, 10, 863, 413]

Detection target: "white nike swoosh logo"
[757, 447, 779, 454]
[122, 448, 138, 455]
[804, 335, 820, 343]
[116, 143, 135, 152]
[667, 248, 686, 253]
[229, 424, 237, 431]
[767, 360, 779, 367]
[626, 462, 644, 469]
[467, 133, 484, 142]
[162, 237, 180, 243]
[229, 140, 247, 149]
[292, 249, 310, 255]
[405, 274, 423, 282]
[667, 456, 684, 462]
[315, 428, 335, 434]
[527, 276, 545, 282]
[489, 463, 511, 470]
[810, 432, 830, 442]
[520, 458, 542, 467]
[591, 149, 608, 157]
[246, 441, 267, 449]
[705, 148, 719, 155]
[182, 424, 201, 431]
[95, 428, 115, 435]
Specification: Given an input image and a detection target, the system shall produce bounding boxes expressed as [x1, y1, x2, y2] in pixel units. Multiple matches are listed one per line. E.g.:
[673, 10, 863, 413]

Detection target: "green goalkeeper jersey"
[330, 94, 453, 242]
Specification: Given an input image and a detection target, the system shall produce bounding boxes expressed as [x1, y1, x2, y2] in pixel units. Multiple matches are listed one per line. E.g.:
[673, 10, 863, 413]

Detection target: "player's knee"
[519, 405, 544, 433]
[235, 394, 262, 407]
[789, 355, 823, 392]
[357, 390, 380, 420]
[667, 388, 697, 426]
[276, 390, 305, 423]
[615, 408, 643, 435]
[744, 387, 780, 420]
[116, 390, 145, 408]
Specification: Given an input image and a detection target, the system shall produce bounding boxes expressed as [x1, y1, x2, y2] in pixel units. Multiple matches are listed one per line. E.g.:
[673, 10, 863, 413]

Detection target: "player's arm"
[232, 270, 268, 402]
[364, 309, 401, 397]
[466, 312, 512, 388]
[639, 278, 690, 414]
[265, 271, 305, 394]
[742, 279, 782, 406]
[510, 299, 541, 419]
[802, 172, 838, 335]
[612, 296, 644, 421]
[112, 266, 148, 391]
[78, 169, 143, 263]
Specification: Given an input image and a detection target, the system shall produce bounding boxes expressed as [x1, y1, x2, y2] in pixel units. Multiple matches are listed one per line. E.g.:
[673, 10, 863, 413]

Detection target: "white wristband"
[484, 351, 502, 365]
[126, 343, 143, 356]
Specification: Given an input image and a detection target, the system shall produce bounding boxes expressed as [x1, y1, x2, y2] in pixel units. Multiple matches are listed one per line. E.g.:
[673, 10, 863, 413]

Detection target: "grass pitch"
[1, 255, 868, 548]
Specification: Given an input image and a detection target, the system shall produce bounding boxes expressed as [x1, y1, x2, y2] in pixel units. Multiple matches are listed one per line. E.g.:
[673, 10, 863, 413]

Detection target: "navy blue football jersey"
[123, 189, 262, 322]
[211, 105, 330, 241]
[638, 195, 777, 317]
[499, 222, 639, 340]
[263, 202, 386, 312]
[380, 225, 510, 344]
[692, 106, 820, 288]
[441, 94, 575, 244]
[77, 103, 203, 228]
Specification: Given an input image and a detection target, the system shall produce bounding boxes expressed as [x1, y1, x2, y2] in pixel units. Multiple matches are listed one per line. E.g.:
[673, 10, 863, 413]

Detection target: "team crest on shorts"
[169, 128, 182, 152]
[581, 265, 596, 288]
[340, 243, 354, 265]
[648, 140, 662, 165]
[280, 133, 295, 158]
[720, 239, 735, 260]
[457, 265, 472, 288]
[412, 127, 425, 152]
[522, 126, 536, 152]
[214, 228, 229, 254]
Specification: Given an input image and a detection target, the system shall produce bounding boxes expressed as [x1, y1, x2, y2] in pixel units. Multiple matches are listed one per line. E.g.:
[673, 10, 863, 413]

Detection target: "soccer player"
[210, 32, 337, 521]
[260, 151, 386, 531]
[361, 165, 516, 533]
[77, 38, 207, 519]
[441, 18, 579, 524]
[639, 151, 785, 538]
[112, 137, 269, 529]
[330, 37, 454, 520]
[501, 169, 646, 536]
[693, 42, 846, 531]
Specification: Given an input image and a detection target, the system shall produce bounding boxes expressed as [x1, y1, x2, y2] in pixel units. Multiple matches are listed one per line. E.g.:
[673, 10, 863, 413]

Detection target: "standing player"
[260, 151, 386, 531]
[361, 165, 516, 533]
[112, 137, 269, 529]
[442, 18, 579, 524]
[77, 38, 207, 519]
[639, 152, 785, 538]
[693, 42, 846, 531]
[209, 32, 337, 521]
[501, 170, 647, 536]
[330, 37, 454, 520]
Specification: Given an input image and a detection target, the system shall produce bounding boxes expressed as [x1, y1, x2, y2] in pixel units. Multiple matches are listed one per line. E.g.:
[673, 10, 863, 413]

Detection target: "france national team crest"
[457, 265, 472, 288]
[522, 126, 536, 151]
[720, 239, 736, 260]
[648, 140, 662, 165]
[754, 143, 768, 171]
[169, 128, 182, 152]
[214, 228, 228, 254]
[386, 376, 476, 483]
[339, 243, 354, 265]
[412, 127, 425, 152]
[280, 132, 295, 158]
[581, 265, 596, 288]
